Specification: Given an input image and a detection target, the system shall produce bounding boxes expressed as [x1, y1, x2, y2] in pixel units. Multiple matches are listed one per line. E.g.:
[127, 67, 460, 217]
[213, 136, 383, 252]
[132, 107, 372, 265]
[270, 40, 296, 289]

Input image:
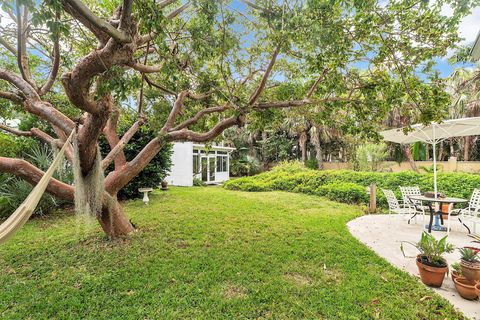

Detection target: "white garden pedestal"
[138, 188, 153, 205]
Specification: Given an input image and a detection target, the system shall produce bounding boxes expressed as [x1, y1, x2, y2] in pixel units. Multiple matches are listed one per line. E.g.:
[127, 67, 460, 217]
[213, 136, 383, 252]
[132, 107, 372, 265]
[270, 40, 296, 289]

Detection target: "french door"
[200, 155, 216, 182]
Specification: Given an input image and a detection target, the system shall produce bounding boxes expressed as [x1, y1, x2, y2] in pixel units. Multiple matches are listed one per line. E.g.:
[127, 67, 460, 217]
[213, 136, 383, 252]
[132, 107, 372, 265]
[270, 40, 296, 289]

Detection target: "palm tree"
[446, 67, 480, 160]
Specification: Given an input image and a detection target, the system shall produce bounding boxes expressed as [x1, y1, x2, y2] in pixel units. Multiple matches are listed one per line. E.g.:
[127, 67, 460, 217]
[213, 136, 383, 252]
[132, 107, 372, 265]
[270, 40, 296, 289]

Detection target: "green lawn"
[0, 187, 462, 319]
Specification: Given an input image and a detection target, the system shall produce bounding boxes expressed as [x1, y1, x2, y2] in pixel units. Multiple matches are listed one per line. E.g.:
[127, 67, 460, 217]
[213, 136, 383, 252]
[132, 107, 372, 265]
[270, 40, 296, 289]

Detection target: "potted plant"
[459, 247, 480, 283]
[401, 232, 454, 287]
[451, 262, 463, 282]
[161, 180, 168, 191]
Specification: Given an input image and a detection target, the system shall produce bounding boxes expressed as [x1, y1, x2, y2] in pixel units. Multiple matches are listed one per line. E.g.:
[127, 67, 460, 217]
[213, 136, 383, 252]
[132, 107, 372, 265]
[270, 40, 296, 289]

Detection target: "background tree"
[446, 67, 480, 160]
[0, 0, 474, 238]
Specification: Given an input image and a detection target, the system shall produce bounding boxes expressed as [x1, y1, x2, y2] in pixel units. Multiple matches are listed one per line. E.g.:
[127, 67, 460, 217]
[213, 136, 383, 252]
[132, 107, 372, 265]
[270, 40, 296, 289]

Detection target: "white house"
[472, 30, 480, 61]
[165, 142, 235, 186]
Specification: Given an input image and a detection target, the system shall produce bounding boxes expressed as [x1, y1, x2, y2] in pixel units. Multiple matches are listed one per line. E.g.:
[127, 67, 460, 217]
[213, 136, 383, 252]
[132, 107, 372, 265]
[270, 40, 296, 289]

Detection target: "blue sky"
[0, 0, 478, 79]
[229, 0, 480, 78]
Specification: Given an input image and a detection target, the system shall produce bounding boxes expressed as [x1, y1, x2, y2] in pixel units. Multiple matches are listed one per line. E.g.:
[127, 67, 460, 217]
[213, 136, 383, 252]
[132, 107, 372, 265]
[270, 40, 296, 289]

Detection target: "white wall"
[215, 171, 229, 183]
[165, 142, 193, 186]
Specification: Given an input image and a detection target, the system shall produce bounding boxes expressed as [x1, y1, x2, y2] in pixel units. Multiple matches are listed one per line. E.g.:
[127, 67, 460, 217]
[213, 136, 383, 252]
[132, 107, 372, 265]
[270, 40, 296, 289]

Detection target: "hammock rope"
[0, 130, 75, 244]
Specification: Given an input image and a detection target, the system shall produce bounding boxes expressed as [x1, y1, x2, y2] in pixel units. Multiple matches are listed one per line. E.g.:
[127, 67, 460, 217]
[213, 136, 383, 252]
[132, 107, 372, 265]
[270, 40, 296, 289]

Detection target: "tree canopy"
[0, 0, 477, 237]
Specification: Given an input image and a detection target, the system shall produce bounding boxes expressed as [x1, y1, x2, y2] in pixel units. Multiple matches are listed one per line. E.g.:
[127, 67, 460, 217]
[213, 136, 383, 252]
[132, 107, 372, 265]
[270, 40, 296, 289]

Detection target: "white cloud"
[441, 4, 480, 45]
[458, 7, 480, 45]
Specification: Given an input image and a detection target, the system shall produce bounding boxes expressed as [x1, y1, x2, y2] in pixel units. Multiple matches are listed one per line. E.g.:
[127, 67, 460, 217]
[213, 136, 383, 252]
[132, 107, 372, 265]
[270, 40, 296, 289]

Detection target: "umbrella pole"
[433, 142, 437, 197]
[433, 124, 437, 197]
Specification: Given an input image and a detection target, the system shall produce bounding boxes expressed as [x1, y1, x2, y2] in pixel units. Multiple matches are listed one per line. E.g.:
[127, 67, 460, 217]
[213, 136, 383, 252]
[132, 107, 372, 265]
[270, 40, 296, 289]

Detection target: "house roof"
[471, 30, 480, 61]
[192, 143, 236, 151]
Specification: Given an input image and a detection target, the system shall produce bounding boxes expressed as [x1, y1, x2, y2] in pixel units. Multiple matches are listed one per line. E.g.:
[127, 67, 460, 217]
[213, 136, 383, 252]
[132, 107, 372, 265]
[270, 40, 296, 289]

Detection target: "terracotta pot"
[475, 282, 480, 298]
[454, 277, 478, 300]
[451, 271, 465, 283]
[460, 260, 480, 283]
[416, 255, 448, 287]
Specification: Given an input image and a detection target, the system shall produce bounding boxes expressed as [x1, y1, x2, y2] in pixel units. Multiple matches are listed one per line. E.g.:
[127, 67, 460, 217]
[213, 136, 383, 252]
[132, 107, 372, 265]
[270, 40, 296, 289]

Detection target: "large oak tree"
[0, 0, 475, 238]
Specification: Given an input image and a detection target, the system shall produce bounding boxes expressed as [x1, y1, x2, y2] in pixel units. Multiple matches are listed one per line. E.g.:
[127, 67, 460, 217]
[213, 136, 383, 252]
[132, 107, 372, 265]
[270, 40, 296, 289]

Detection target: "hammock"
[0, 130, 74, 244]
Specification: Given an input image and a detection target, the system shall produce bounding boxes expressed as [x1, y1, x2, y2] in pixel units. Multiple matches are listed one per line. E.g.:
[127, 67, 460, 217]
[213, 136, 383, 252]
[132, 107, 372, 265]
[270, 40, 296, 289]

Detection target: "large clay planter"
[454, 277, 478, 300]
[475, 282, 480, 298]
[460, 260, 480, 283]
[416, 255, 448, 287]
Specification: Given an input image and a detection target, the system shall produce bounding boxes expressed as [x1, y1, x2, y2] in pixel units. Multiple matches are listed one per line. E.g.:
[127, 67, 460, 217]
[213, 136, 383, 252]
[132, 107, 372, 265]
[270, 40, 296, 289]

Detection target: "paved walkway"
[348, 214, 480, 320]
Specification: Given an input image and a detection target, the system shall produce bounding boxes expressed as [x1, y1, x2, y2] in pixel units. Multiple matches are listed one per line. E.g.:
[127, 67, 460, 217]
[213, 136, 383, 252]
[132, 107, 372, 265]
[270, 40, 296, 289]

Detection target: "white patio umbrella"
[380, 117, 480, 196]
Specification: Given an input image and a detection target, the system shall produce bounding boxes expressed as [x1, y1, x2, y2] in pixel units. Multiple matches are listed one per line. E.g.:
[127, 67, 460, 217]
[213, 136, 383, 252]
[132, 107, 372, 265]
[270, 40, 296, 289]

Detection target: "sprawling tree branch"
[128, 61, 165, 73]
[61, 0, 131, 43]
[253, 97, 356, 109]
[0, 68, 75, 133]
[103, 109, 127, 168]
[171, 104, 231, 131]
[0, 36, 17, 55]
[0, 91, 22, 104]
[38, 20, 61, 96]
[0, 157, 74, 201]
[102, 118, 144, 170]
[160, 90, 190, 133]
[0, 124, 74, 162]
[144, 75, 177, 96]
[248, 44, 281, 105]
[306, 68, 328, 99]
[16, 3, 36, 90]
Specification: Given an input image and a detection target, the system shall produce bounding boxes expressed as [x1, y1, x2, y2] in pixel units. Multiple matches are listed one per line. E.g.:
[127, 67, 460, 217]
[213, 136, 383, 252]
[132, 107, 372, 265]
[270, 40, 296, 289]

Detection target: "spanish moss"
[72, 132, 105, 217]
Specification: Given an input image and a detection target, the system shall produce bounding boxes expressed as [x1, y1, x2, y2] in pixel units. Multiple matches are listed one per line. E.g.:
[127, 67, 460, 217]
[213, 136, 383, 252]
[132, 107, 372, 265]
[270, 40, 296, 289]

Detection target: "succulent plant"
[459, 248, 480, 263]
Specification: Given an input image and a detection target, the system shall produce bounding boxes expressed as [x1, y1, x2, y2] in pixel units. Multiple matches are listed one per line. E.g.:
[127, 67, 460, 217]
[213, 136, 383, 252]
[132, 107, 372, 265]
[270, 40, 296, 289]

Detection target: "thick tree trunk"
[403, 145, 418, 172]
[315, 144, 323, 169]
[299, 131, 307, 162]
[464, 136, 471, 161]
[450, 138, 455, 157]
[310, 126, 323, 169]
[98, 196, 135, 237]
[438, 141, 444, 161]
[425, 144, 430, 160]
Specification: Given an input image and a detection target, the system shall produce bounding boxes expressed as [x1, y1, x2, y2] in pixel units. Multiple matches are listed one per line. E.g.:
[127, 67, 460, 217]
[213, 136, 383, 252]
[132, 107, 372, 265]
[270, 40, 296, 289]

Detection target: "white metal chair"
[450, 189, 480, 234]
[382, 189, 416, 222]
[400, 186, 427, 223]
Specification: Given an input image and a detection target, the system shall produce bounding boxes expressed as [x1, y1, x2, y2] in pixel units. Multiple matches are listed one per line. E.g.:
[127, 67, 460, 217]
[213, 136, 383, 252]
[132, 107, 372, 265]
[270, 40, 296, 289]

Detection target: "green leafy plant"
[451, 262, 462, 275]
[224, 162, 480, 209]
[99, 122, 172, 200]
[400, 232, 454, 267]
[458, 248, 480, 263]
[193, 178, 206, 187]
[315, 183, 368, 204]
[356, 143, 388, 172]
[419, 164, 443, 174]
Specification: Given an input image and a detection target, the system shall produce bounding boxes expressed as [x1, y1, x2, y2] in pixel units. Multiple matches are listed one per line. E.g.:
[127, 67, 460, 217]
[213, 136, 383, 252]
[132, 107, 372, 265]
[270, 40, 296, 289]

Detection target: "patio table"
[408, 195, 468, 233]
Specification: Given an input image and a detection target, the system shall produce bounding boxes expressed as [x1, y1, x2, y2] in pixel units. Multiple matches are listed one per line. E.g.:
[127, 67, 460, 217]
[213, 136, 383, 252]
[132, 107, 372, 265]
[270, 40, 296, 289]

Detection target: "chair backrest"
[466, 189, 480, 214]
[382, 189, 400, 210]
[400, 186, 421, 205]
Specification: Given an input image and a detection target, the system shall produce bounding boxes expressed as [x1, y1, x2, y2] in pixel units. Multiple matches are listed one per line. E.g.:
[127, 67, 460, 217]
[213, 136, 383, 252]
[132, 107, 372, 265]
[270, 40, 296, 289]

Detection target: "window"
[216, 155, 228, 172]
[193, 154, 199, 174]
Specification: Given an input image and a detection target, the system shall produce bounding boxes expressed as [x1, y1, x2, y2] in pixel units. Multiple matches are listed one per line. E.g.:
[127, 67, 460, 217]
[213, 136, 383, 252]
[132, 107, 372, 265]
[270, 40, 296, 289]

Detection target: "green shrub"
[224, 162, 480, 208]
[193, 178, 206, 186]
[99, 123, 172, 200]
[0, 177, 60, 219]
[0, 144, 70, 219]
[304, 159, 318, 170]
[315, 183, 369, 204]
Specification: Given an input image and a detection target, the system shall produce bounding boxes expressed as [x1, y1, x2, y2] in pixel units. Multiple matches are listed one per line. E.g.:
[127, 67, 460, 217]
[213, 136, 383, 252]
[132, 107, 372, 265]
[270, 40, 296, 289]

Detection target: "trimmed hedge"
[224, 162, 480, 208]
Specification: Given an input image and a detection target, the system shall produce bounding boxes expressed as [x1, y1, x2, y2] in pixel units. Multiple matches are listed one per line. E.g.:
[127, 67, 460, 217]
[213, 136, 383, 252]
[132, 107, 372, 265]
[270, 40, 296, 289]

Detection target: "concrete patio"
[348, 214, 480, 320]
